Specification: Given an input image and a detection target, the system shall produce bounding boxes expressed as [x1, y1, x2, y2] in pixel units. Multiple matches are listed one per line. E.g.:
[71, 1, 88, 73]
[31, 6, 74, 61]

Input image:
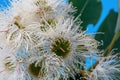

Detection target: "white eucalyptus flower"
[26, 52, 71, 80]
[7, 0, 73, 26]
[0, 48, 28, 80]
[0, 10, 43, 52]
[40, 17, 99, 70]
[34, 0, 75, 31]
[0, 0, 75, 52]
[88, 55, 120, 80]
[34, 0, 72, 17]
[7, 0, 39, 26]
[0, 0, 101, 80]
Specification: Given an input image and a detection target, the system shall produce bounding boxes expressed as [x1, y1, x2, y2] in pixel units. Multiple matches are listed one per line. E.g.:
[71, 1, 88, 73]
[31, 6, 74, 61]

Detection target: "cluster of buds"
[0, 0, 120, 80]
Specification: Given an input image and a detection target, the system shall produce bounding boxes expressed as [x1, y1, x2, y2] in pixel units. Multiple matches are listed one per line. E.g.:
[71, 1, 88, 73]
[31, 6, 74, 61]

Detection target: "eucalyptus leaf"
[69, 0, 102, 30]
[95, 10, 119, 52]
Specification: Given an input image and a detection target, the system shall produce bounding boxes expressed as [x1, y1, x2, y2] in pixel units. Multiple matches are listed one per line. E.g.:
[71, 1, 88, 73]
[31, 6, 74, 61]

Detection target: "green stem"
[103, 31, 120, 56]
[108, 31, 120, 53]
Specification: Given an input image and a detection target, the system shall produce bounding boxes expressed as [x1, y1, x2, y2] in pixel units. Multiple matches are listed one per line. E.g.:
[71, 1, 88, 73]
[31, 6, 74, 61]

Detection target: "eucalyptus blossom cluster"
[0, 0, 120, 80]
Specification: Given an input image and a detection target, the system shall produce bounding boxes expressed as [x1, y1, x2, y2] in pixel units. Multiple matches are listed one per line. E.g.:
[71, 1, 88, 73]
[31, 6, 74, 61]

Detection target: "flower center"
[51, 37, 71, 58]
[28, 61, 46, 78]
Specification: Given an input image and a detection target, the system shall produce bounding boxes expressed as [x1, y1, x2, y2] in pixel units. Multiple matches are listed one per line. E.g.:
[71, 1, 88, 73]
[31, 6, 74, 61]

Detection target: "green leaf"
[69, 0, 102, 30]
[95, 10, 119, 52]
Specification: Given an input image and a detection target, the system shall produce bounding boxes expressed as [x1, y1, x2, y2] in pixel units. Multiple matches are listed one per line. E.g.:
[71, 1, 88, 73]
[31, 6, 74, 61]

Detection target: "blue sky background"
[0, 0, 118, 70]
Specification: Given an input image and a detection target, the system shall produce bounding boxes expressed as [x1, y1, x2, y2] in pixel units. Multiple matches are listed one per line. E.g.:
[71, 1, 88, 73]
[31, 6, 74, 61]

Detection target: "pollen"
[40, 19, 56, 31]
[4, 56, 15, 71]
[14, 21, 25, 29]
[35, 0, 47, 6]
